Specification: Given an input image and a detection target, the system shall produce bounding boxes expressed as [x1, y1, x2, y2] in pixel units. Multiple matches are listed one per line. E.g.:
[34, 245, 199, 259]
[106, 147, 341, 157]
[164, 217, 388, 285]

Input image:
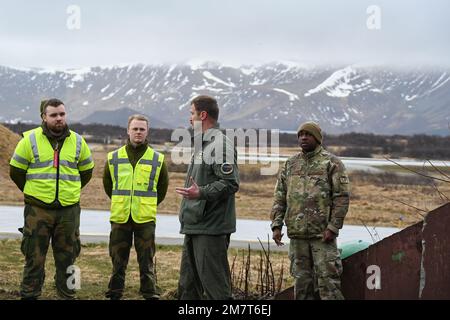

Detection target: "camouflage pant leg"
[106, 221, 133, 299]
[20, 204, 54, 299]
[310, 238, 344, 300]
[289, 239, 316, 300]
[178, 234, 232, 300]
[132, 221, 160, 299]
[51, 204, 81, 300]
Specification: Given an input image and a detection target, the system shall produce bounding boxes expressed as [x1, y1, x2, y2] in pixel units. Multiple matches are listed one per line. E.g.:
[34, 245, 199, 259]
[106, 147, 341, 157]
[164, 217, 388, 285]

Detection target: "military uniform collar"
[302, 145, 323, 160]
[126, 138, 149, 152]
[202, 124, 221, 142]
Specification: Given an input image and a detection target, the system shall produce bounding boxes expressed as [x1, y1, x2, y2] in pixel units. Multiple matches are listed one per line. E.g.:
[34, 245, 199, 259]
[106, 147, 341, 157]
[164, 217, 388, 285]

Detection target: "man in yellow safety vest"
[103, 114, 169, 300]
[9, 98, 94, 300]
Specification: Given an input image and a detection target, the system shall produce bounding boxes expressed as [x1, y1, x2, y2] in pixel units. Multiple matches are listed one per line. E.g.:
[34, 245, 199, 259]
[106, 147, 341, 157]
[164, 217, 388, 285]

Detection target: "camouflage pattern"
[20, 204, 81, 300]
[178, 234, 232, 300]
[289, 238, 344, 300]
[270, 145, 350, 238]
[106, 220, 160, 300]
[270, 145, 349, 300]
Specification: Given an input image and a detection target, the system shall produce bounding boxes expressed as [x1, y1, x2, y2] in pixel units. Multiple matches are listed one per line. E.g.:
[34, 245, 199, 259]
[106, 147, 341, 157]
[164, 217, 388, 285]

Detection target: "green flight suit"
[178, 126, 239, 300]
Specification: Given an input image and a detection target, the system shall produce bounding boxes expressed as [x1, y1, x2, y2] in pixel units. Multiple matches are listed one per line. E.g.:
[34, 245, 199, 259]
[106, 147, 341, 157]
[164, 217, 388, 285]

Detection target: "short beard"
[47, 123, 65, 136]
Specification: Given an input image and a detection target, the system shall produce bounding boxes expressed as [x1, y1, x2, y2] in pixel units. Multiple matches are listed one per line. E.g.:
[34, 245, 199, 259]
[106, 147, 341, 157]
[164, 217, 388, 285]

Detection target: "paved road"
[0, 205, 400, 251]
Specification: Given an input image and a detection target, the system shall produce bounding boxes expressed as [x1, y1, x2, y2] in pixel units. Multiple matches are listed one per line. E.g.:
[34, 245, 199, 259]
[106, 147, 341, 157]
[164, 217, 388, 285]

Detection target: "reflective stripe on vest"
[109, 149, 160, 197]
[12, 153, 29, 166]
[26, 173, 81, 181]
[27, 131, 83, 169]
[21, 127, 88, 206]
[108, 146, 164, 224]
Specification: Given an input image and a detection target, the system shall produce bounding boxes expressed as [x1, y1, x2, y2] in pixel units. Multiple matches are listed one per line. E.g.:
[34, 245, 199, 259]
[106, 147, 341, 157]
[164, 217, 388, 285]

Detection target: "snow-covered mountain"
[0, 62, 449, 135]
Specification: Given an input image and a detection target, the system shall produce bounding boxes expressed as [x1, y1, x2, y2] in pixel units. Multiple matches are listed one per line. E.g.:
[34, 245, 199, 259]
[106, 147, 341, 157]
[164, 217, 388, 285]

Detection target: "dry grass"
[0, 239, 291, 300]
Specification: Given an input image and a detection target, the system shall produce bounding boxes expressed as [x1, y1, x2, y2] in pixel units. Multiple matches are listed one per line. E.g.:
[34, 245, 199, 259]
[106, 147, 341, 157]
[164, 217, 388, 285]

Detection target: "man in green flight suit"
[176, 95, 240, 300]
[9, 98, 94, 300]
[103, 114, 169, 300]
[271, 121, 350, 300]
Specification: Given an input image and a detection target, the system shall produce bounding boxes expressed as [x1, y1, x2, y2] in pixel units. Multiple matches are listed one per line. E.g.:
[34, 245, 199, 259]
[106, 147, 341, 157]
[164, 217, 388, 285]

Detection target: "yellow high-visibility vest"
[107, 145, 164, 224]
[9, 127, 94, 206]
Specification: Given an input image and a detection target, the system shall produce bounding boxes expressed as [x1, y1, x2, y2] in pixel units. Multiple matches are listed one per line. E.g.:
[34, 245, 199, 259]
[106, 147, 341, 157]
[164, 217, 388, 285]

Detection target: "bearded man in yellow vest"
[9, 98, 94, 300]
[103, 114, 169, 300]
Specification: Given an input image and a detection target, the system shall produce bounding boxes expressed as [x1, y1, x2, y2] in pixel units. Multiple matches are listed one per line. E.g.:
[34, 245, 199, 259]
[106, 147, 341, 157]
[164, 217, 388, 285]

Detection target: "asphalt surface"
[0, 205, 400, 251]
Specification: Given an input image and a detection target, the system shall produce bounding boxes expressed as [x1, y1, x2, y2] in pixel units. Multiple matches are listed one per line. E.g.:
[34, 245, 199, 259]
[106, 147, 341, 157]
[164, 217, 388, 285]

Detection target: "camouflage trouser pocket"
[325, 247, 343, 277]
[74, 230, 81, 258]
[20, 227, 32, 256]
[334, 256, 343, 276]
[108, 231, 113, 258]
[288, 241, 312, 279]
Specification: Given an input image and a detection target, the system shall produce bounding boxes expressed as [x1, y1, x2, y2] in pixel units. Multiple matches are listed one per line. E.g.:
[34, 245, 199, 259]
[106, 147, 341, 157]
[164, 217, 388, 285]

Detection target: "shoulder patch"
[220, 163, 234, 175]
[340, 176, 349, 184]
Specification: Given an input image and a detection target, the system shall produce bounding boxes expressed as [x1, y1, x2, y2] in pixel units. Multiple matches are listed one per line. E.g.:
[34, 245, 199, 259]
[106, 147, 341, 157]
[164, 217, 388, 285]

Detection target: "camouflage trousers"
[289, 238, 344, 300]
[106, 218, 160, 300]
[19, 204, 81, 300]
[178, 234, 232, 300]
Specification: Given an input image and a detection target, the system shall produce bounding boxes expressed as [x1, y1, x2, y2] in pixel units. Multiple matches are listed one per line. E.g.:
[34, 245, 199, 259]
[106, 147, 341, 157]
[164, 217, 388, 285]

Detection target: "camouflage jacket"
[270, 146, 350, 239]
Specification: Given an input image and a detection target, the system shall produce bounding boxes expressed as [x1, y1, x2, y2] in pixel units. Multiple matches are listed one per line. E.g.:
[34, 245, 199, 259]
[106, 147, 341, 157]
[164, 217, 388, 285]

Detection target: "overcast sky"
[0, 0, 449, 69]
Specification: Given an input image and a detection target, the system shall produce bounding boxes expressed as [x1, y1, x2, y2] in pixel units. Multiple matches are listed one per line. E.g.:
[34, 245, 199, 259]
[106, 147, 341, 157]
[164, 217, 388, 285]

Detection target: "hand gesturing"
[175, 177, 201, 200]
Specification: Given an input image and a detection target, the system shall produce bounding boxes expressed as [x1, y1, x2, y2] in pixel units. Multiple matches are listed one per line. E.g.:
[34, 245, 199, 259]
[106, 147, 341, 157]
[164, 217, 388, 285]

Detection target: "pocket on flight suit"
[183, 200, 207, 225]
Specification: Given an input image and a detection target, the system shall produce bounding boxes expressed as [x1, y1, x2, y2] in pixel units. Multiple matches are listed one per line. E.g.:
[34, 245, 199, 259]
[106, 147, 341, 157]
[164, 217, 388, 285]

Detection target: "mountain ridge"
[1, 63, 449, 135]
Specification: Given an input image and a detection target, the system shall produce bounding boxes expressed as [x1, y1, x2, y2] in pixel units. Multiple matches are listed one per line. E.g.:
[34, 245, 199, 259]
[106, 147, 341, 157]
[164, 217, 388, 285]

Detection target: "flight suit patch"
[220, 163, 234, 175]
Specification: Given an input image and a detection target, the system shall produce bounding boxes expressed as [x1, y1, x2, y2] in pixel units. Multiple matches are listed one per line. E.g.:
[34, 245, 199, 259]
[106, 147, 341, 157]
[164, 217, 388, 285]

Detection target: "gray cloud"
[0, 0, 449, 68]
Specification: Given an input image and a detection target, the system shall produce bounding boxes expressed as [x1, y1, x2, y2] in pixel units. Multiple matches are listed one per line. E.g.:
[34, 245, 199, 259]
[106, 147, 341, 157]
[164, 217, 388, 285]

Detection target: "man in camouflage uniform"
[9, 99, 94, 300]
[271, 121, 350, 300]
